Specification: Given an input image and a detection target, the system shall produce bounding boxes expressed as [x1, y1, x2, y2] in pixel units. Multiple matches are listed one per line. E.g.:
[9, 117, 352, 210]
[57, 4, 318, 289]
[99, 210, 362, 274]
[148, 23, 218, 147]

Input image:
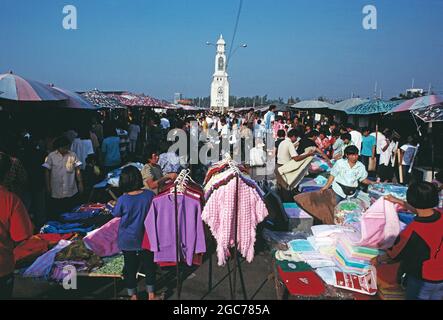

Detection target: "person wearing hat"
[321, 145, 375, 203]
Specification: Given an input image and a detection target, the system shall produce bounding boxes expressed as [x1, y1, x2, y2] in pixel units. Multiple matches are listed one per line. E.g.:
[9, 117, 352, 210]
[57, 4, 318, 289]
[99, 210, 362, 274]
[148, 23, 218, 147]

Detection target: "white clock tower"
[210, 35, 229, 113]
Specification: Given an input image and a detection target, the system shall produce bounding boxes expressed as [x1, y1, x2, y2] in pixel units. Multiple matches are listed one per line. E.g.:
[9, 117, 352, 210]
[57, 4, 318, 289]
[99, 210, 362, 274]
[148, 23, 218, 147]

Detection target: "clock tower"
[210, 34, 229, 113]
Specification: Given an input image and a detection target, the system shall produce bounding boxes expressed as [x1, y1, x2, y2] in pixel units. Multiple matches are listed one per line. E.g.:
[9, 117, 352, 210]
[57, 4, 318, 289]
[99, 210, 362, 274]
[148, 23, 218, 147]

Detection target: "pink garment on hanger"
[202, 177, 268, 266]
[83, 218, 121, 257]
[352, 198, 400, 249]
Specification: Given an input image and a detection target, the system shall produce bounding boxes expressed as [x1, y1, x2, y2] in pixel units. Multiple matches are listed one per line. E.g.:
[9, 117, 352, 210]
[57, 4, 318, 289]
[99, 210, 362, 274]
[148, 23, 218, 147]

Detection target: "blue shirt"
[112, 190, 155, 251]
[264, 111, 275, 130]
[101, 136, 121, 167]
[361, 135, 376, 157]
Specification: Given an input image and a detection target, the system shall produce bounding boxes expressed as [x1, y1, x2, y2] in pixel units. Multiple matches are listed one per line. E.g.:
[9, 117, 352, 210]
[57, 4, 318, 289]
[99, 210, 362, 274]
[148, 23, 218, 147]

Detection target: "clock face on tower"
[217, 87, 224, 95]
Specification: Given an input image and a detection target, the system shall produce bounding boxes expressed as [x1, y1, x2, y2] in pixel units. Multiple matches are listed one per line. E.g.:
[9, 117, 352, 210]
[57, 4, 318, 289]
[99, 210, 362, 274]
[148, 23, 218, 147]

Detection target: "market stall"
[262, 181, 414, 300]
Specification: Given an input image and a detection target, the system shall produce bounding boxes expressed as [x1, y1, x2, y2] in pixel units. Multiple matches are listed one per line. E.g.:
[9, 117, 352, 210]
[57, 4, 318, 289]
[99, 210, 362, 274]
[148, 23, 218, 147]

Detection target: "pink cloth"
[273, 123, 285, 139]
[202, 177, 268, 266]
[83, 218, 121, 257]
[352, 198, 400, 249]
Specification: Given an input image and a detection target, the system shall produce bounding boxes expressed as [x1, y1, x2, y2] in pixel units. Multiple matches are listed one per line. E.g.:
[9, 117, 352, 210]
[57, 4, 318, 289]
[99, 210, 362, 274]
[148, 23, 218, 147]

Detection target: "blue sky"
[1, 0, 442, 101]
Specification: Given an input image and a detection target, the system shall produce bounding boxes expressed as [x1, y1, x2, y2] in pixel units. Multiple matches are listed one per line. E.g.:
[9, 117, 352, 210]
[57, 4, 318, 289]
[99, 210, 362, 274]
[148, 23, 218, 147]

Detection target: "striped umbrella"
[411, 103, 443, 122]
[51, 86, 99, 110]
[387, 95, 443, 114]
[345, 99, 403, 115]
[0, 72, 68, 101]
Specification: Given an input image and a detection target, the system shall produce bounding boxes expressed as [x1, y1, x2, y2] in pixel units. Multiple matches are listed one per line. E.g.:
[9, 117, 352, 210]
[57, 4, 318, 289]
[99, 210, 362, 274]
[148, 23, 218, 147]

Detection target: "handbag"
[368, 157, 377, 172]
[336, 182, 358, 196]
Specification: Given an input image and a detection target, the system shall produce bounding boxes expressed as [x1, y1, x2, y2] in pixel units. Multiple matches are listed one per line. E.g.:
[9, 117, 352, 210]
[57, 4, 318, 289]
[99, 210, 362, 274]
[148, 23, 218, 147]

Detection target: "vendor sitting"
[372, 182, 443, 300]
[276, 129, 314, 167]
[321, 145, 375, 203]
[141, 149, 177, 194]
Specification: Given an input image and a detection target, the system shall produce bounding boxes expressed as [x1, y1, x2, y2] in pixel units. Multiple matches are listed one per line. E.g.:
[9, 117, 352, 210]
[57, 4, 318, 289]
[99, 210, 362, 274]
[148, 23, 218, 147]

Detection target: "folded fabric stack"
[376, 263, 405, 300]
[297, 177, 326, 193]
[283, 203, 314, 233]
[335, 238, 381, 274]
[40, 221, 95, 234]
[60, 203, 109, 222]
[276, 239, 336, 269]
[368, 183, 408, 202]
[309, 157, 332, 174]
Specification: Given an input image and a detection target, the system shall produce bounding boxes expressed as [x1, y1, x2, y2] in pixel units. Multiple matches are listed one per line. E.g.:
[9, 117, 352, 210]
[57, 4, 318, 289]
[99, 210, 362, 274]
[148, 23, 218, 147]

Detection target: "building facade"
[210, 35, 229, 113]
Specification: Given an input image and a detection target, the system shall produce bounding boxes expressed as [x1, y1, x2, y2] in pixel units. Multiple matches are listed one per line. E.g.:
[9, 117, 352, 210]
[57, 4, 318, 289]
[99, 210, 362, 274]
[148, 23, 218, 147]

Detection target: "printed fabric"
[23, 240, 72, 278]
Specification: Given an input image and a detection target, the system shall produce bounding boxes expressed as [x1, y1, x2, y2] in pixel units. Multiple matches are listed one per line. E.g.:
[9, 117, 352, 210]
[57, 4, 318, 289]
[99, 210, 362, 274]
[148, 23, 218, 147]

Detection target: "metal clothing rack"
[171, 169, 191, 300]
[206, 154, 248, 300]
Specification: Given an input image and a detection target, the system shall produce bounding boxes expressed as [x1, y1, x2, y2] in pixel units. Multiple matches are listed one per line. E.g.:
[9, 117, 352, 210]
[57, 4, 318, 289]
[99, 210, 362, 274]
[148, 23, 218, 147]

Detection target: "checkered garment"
[202, 177, 268, 266]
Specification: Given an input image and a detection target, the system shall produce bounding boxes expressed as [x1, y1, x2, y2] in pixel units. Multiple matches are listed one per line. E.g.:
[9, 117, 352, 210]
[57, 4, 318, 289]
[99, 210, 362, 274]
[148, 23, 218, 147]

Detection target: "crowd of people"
[0, 105, 442, 300]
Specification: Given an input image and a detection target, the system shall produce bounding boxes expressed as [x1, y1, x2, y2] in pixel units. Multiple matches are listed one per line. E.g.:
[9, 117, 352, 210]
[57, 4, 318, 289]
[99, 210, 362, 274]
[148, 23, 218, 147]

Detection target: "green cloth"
[91, 254, 124, 275]
[276, 259, 312, 272]
[55, 240, 103, 270]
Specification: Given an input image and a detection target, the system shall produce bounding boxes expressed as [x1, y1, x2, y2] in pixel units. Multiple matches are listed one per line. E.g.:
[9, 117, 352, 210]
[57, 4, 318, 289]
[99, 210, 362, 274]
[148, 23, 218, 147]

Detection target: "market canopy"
[290, 100, 333, 110]
[108, 92, 171, 108]
[0, 72, 68, 102]
[411, 102, 443, 123]
[173, 104, 207, 111]
[329, 98, 369, 112]
[51, 86, 99, 110]
[387, 95, 443, 114]
[82, 90, 126, 109]
[345, 99, 403, 115]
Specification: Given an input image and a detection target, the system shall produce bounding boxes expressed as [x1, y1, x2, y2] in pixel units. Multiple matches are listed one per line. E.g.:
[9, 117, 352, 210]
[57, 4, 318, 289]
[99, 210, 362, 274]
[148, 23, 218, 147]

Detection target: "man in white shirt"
[277, 129, 314, 166]
[206, 115, 214, 129]
[346, 123, 362, 154]
[43, 136, 83, 220]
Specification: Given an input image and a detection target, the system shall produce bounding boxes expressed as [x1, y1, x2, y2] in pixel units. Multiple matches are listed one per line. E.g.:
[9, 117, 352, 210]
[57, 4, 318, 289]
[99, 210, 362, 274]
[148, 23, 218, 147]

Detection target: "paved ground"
[12, 245, 278, 300]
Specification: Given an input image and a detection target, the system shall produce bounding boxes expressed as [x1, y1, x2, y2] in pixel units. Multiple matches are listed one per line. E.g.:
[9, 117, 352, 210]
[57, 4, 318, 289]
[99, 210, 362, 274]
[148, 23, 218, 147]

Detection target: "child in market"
[112, 166, 163, 300]
[372, 182, 443, 300]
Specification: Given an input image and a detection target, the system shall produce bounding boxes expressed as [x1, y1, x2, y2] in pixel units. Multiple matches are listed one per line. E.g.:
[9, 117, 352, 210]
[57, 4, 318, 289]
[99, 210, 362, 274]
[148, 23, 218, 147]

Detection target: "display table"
[272, 256, 378, 300]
